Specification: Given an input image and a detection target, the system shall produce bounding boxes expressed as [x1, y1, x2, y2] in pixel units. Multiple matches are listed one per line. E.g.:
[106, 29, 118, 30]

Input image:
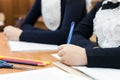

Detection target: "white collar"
[105, 0, 120, 3]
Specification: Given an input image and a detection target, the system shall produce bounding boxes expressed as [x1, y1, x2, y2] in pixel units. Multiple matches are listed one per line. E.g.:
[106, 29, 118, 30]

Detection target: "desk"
[0, 32, 93, 80]
[0, 32, 58, 74]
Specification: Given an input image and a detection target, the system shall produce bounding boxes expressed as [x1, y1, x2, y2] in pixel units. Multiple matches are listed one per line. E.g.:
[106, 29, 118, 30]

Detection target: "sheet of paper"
[73, 66, 120, 80]
[52, 54, 120, 80]
[0, 67, 87, 80]
[8, 41, 58, 52]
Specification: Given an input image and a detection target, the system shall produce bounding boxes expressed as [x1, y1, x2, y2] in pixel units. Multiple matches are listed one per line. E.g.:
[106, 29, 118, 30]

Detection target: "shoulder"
[94, 1, 103, 10]
[35, 0, 41, 3]
[61, 0, 66, 6]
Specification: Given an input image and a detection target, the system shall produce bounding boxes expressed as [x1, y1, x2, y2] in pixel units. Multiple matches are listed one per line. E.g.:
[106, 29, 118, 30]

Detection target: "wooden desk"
[0, 33, 94, 80]
[0, 33, 58, 74]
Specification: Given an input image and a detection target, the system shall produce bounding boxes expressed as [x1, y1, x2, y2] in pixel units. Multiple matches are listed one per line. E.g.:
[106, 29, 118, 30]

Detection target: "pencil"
[0, 56, 50, 66]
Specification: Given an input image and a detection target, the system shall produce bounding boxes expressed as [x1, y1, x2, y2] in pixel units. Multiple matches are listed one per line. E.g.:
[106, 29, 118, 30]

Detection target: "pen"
[0, 56, 50, 66]
[14, 17, 23, 27]
[67, 21, 75, 44]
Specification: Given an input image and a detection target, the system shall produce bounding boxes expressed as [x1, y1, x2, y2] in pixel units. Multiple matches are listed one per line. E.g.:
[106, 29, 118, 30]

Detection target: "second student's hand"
[3, 26, 23, 41]
[57, 44, 87, 66]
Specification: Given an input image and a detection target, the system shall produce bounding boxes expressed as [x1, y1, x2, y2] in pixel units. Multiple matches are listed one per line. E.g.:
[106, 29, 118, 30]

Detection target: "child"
[3, 0, 86, 45]
[58, 0, 120, 69]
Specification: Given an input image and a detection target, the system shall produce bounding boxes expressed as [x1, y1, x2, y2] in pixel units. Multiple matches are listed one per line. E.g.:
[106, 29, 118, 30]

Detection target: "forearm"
[86, 47, 120, 68]
[71, 33, 97, 48]
[20, 30, 68, 45]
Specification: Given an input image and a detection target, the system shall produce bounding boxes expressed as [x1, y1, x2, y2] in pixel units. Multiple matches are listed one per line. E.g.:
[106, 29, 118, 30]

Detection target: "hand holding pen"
[3, 17, 23, 41]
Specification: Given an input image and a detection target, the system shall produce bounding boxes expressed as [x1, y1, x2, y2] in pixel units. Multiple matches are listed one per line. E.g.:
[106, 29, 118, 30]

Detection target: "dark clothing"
[20, 0, 87, 45]
[71, 2, 120, 69]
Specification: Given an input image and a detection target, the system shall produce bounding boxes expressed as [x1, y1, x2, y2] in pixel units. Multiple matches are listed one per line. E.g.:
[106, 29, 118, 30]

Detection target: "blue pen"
[14, 17, 23, 27]
[67, 21, 75, 44]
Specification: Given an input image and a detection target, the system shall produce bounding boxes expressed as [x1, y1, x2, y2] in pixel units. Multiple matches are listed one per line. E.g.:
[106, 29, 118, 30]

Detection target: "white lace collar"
[104, 0, 120, 4]
[93, 3, 120, 48]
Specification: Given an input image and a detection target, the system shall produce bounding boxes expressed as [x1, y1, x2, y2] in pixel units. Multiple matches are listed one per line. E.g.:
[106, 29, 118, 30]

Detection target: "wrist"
[18, 30, 23, 41]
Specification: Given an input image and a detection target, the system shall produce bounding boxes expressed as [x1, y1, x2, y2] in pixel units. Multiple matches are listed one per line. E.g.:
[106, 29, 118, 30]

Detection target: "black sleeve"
[20, 0, 87, 45]
[70, 2, 120, 69]
[71, 2, 102, 48]
[86, 47, 120, 69]
[20, 0, 41, 30]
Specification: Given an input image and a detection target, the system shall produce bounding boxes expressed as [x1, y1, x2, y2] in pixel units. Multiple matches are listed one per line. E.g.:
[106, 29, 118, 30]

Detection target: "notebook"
[8, 41, 58, 52]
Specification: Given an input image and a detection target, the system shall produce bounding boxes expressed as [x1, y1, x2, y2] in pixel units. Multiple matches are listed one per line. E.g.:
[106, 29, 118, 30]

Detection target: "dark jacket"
[71, 2, 120, 69]
[20, 0, 87, 45]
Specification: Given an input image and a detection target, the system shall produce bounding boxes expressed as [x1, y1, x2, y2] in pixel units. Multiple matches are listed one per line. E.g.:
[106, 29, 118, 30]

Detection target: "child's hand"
[57, 44, 87, 66]
[3, 26, 23, 41]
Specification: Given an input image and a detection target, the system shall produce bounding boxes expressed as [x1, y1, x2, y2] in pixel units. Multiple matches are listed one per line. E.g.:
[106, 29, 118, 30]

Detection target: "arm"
[20, 0, 87, 45]
[57, 2, 120, 69]
[57, 44, 120, 69]
[20, 0, 42, 30]
[71, 2, 102, 48]
[86, 47, 120, 68]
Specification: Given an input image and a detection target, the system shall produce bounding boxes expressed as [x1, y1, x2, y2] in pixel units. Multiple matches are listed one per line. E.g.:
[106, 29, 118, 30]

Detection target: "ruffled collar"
[104, 0, 120, 4]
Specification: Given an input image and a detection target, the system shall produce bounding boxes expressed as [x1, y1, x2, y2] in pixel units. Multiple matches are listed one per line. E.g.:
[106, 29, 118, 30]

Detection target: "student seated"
[3, 0, 86, 45]
[57, 0, 120, 69]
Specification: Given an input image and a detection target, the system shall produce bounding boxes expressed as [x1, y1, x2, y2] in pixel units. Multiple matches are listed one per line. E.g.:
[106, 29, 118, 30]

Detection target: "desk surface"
[0, 33, 58, 74]
[0, 33, 94, 80]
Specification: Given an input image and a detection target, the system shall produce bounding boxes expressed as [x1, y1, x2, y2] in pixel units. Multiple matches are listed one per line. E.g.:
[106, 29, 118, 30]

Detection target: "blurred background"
[0, 0, 46, 31]
[0, 0, 98, 32]
[0, 0, 34, 25]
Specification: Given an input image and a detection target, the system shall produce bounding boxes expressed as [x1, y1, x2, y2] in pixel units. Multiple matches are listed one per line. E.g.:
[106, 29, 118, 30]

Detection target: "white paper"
[8, 41, 58, 52]
[73, 66, 120, 80]
[0, 67, 88, 80]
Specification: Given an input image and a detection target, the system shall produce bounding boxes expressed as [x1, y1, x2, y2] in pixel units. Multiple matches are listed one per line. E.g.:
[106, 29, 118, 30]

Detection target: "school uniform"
[20, 0, 87, 45]
[71, 0, 120, 68]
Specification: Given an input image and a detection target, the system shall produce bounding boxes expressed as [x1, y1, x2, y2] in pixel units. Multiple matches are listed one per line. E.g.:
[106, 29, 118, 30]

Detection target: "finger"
[3, 26, 10, 31]
[60, 57, 71, 66]
[58, 45, 64, 51]
[58, 50, 63, 57]
[3, 27, 9, 34]
[60, 57, 65, 62]
[58, 44, 68, 51]
[58, 53, 63, 57]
